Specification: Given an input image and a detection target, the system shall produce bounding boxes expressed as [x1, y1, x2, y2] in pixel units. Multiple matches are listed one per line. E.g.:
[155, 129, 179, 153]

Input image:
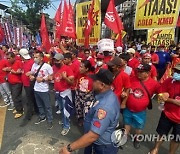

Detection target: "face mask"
[34, 58, 40, 64]
[54, 63, 61, 68]
[140, 50, 146, 54]
[97, 61, 103, 67]
[173, 72, 180, 81]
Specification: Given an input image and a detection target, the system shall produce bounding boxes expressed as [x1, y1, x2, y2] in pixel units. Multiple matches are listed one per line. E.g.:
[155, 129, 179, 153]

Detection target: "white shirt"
[31, 63, 53, 92]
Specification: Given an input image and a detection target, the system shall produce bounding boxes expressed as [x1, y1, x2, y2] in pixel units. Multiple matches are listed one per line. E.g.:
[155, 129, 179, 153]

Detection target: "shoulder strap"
[140, 80, 153, 110]
[34, 62, 44, 78]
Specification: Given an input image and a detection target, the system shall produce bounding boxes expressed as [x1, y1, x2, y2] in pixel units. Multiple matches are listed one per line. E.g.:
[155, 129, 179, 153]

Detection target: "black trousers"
[24, 86, 37, 119]
[10, 83, 23, 113]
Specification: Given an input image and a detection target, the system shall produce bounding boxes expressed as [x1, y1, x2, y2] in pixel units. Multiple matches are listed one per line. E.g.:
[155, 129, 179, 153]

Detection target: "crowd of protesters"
[0, 39, 179, 154]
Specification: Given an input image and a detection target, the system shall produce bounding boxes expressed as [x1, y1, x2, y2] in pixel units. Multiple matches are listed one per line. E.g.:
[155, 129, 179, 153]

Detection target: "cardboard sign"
[97, 39, 114, 53]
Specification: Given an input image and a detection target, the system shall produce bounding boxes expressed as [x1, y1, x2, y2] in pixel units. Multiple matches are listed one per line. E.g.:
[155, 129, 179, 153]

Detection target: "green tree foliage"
[10, 0, 51, 34]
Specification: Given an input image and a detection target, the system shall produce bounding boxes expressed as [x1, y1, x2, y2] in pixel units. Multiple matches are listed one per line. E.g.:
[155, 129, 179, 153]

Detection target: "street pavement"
[0, 90, 179, 154]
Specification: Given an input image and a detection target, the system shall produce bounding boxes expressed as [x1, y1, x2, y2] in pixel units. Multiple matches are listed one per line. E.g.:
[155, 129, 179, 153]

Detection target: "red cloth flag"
[61, 0, 76, 39]
[177, 16, 180, 27]
[54, 0, 62, 39]
[84, 0, 99, 47]
[104, 0, 123, 33]
[0, 24, 5, 43]
[104, 0, 124, 47]
[40, 14, 51, 52]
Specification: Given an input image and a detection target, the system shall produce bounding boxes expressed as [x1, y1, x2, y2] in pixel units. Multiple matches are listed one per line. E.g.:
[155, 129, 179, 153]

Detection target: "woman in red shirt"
[75, 60, 95, 126]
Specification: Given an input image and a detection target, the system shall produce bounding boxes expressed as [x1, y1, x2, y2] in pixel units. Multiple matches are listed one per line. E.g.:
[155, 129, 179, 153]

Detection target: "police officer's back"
[60, 69, 120, 154]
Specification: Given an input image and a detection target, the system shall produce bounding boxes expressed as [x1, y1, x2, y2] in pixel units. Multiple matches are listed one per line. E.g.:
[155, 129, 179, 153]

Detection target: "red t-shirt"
[112, 71, 131, 101]
[69, 59, 81, 90]
[15, 55, 21, 61]
[7, 60, 23, 84]
[150, 64, 157, 79]
[127, 77, 160, 112]
[77, 74, 93, 92]
[128, 57, 140, 70]
[54, 65, 74, 92]
[21, 59, 34, 87]
[151, 53, 159, 64]
[0, 50, 6, 60]
[87, 57, 96, 67]
[0, 59, 9, 83]
[104, 56, 112, 64]
[160, 78, 180, 123]
[135, 51, 141, 59]
[71, 58, 81, 78]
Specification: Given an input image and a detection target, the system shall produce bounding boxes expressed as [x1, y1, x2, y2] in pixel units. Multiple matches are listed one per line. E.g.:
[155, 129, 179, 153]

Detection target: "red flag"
[54, 0, 62, 39]
[0, 24, 5, 43]
[84, 0, 99, 47]
[177, 16, 180, 27]
[40, 14, 51, 52]
[61, 0, 76, 39]
[115, 32, 123, 47]
[104, 0, 123, 34]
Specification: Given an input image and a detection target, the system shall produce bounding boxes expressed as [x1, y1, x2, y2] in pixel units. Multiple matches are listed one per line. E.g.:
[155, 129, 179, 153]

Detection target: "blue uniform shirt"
[156, 51, 171, 69]
[84, 89, 120, 145]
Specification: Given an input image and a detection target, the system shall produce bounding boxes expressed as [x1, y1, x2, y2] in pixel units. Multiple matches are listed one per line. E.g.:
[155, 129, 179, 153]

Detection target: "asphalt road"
[0, 90, 179, 154]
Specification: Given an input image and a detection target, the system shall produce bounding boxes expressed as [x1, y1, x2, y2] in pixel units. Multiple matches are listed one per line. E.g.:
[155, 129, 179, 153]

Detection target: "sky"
[0, 0, 76, 18]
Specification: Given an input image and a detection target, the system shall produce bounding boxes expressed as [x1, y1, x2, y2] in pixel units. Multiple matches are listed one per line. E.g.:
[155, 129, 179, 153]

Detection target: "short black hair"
[35, 51, 44, 58]
[64, 52, 72, 59]
[119, 53, 130, 62]
[6, 52, 15, 58]
[82, 60, 95, 72]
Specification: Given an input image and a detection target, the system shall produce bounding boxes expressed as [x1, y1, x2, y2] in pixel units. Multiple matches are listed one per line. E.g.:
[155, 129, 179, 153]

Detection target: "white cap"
[127, 48, 135, 54]
[19, 48, 31, 60]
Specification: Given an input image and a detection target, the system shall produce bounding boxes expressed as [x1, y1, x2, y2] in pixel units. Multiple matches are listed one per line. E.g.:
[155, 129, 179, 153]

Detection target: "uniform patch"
[97, 109, 107, 120]
[93, 121, 101, 128]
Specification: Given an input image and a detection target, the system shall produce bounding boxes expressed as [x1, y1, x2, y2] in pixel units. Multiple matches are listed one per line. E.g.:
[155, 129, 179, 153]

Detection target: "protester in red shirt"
[0, 55, 14, 108]
[131, 43, 141, 60]
[103, 51, 112, 63]
[83, 49, 96, 67]
[53, 53, 74, 136]
[123, 64, 161, 149]
[18, 49, 36, 126]
[150, 45, 159, 65]
[6, 52, 23, 119]
[75, 60, 95, 126]
[141, 53, 157, 80]
[95, 54, 108, 73]
[107, 56, 131, 107]
[119, 53, 135, 77]
[0, 45, 9, 60]
[127, 48, 140, 70]
[150, 63, 180, 154]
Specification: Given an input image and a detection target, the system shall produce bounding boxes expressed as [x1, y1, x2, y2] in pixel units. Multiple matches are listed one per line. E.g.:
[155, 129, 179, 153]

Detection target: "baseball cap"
[90, 69, 114, 85]
[143, 53, 151, 58]
[54, 53, 64, 60]
[107, 56, 122, 66]
[19, 48, 31, 60]
[136, 64, 151, 72]
[127, 48, 135, 54]
[173, 63, 180, 71]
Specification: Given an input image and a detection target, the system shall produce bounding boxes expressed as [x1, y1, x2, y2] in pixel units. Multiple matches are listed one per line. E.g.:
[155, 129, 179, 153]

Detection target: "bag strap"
[140, 80, 153, 110]
[34, 62, 44, 78]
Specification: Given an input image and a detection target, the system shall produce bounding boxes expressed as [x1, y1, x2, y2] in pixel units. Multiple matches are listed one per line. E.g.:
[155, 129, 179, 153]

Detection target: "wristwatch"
[67, 144, 73, 152]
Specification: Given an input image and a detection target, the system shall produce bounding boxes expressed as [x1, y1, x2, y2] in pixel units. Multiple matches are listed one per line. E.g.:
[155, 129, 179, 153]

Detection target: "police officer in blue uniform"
[60, 69, 120, 154]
